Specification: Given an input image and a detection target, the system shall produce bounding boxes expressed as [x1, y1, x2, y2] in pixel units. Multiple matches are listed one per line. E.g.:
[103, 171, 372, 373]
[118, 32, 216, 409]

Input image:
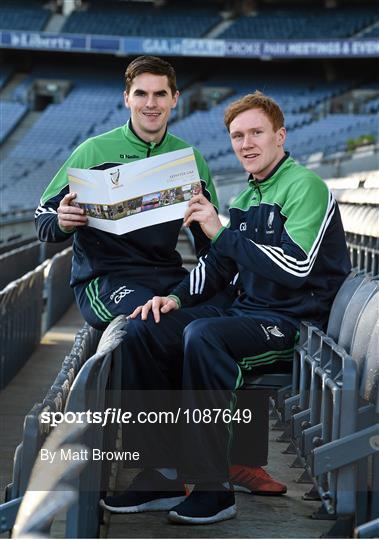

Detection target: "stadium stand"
[219, 7, 379, 39]
[0, 102, 28, 144]
[61, 0, 221, 38]
[2, 55, 379, 212]
[0, 1, 51, 31]
[286, 113, 379, 162]
[169, 73, 367, 167]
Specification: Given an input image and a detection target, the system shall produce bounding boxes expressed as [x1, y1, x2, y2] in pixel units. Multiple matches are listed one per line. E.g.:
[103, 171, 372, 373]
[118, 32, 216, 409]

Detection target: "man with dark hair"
[104, 90, 351, 524]
[35, 55, 218, 328]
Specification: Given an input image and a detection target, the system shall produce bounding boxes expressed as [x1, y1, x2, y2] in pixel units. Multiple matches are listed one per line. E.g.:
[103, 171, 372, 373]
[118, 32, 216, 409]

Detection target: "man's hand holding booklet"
[68, 148, 201, 235]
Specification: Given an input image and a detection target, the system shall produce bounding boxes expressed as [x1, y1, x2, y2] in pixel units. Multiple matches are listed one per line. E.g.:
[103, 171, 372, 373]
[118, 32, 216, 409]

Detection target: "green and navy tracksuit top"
[35, 120, 218, 291]
[171, 154, 351, 329]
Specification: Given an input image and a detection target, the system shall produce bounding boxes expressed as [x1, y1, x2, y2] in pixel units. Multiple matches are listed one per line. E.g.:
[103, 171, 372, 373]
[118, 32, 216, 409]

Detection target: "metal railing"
[346, 233, 379, 277]
[45, 247, 74, 330]
[0, 245, 75, 389]
[0, 262, 47, 390]
[0, 238, 73, 292]
[0, 240, 41, 291]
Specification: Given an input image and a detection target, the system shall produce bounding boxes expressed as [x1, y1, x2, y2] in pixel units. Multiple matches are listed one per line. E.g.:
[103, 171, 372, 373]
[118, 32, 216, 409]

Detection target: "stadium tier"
[219, 7, 379, 39]
[1, 1, 379, 41]
[61, 1, 221, 38]
[0, 1, 50, 31]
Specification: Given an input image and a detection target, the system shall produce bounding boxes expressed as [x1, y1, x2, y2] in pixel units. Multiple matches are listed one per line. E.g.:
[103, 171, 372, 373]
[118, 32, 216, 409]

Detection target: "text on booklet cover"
[67, 147, 201, 235]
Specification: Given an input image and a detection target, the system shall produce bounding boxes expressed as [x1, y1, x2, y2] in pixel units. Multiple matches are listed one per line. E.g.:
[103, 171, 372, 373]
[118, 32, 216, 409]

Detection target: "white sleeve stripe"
[195, 264, 200, 294]
[190, 256, 206, 296]
[255, 244, 313, 275]
[256, 205, 334, 274]
[199, 257, 206, 294]
[190, 267, 195, 295]
[307, 192, 335, 258]
[250, 196, 335, 277]
[255, 243, 314, 277]
[34, 207, 58, 217]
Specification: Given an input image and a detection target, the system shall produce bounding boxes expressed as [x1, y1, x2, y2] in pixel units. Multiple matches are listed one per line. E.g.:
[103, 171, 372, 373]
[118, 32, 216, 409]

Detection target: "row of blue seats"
[203, 76, 353, 113]
[220, 8, 379, 39]
[58, 5, 379, 40]
[61, 5, 221, 38]
[286, 114, 379, 159]
[0, 2, 50, 32]
[1, 1, 378, 40]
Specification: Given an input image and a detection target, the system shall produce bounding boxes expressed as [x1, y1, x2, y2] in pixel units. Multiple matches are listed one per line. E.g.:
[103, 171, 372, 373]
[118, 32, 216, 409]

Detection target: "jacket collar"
[248, 152, 290, 189]
[123, 119, 168, 151]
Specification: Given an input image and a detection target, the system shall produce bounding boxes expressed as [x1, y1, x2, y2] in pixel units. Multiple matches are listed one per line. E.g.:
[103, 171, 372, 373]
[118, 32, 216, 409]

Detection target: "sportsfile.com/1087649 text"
[40, 407, 254, 427]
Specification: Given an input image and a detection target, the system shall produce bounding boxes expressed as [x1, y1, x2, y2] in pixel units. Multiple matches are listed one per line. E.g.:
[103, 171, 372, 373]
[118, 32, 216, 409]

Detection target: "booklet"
[67, 147, 201, 235]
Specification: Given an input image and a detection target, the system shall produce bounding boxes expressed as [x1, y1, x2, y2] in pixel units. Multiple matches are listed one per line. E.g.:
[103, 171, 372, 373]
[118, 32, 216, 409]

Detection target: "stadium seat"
[338, 278, 379, 352]
[12, 421, 89, 539]
[359, 312, 379, 403]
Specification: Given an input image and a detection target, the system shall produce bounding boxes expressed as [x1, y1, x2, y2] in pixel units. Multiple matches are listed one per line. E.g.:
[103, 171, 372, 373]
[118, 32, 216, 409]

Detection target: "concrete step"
[204, 17, 234, 38]
[354, 20, 379, 38]
[43, 13, 66, 33]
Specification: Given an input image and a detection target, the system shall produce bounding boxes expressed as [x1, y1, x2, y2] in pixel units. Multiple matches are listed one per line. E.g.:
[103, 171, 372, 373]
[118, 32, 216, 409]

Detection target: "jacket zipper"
[253, 181, 262, 204]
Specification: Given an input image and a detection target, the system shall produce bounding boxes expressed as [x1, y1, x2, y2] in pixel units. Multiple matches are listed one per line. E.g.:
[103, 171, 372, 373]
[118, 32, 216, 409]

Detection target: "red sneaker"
[229, 465, 287, 495]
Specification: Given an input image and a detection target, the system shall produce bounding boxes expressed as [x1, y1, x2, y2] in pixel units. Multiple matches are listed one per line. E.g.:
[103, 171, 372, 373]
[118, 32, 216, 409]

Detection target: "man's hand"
[184, 194, 223, 239]
[57, 192, 87, 232]
[129, 296, 179, 323]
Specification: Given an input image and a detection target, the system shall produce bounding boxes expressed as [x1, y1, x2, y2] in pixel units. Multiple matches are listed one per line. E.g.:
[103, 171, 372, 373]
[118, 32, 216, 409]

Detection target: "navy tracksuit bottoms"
[121, 305, 298, 483]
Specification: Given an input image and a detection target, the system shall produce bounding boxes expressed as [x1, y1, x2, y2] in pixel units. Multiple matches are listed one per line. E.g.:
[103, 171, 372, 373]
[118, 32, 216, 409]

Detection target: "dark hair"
[224, 91, 285, 132]
[125, 55, 177, 95]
